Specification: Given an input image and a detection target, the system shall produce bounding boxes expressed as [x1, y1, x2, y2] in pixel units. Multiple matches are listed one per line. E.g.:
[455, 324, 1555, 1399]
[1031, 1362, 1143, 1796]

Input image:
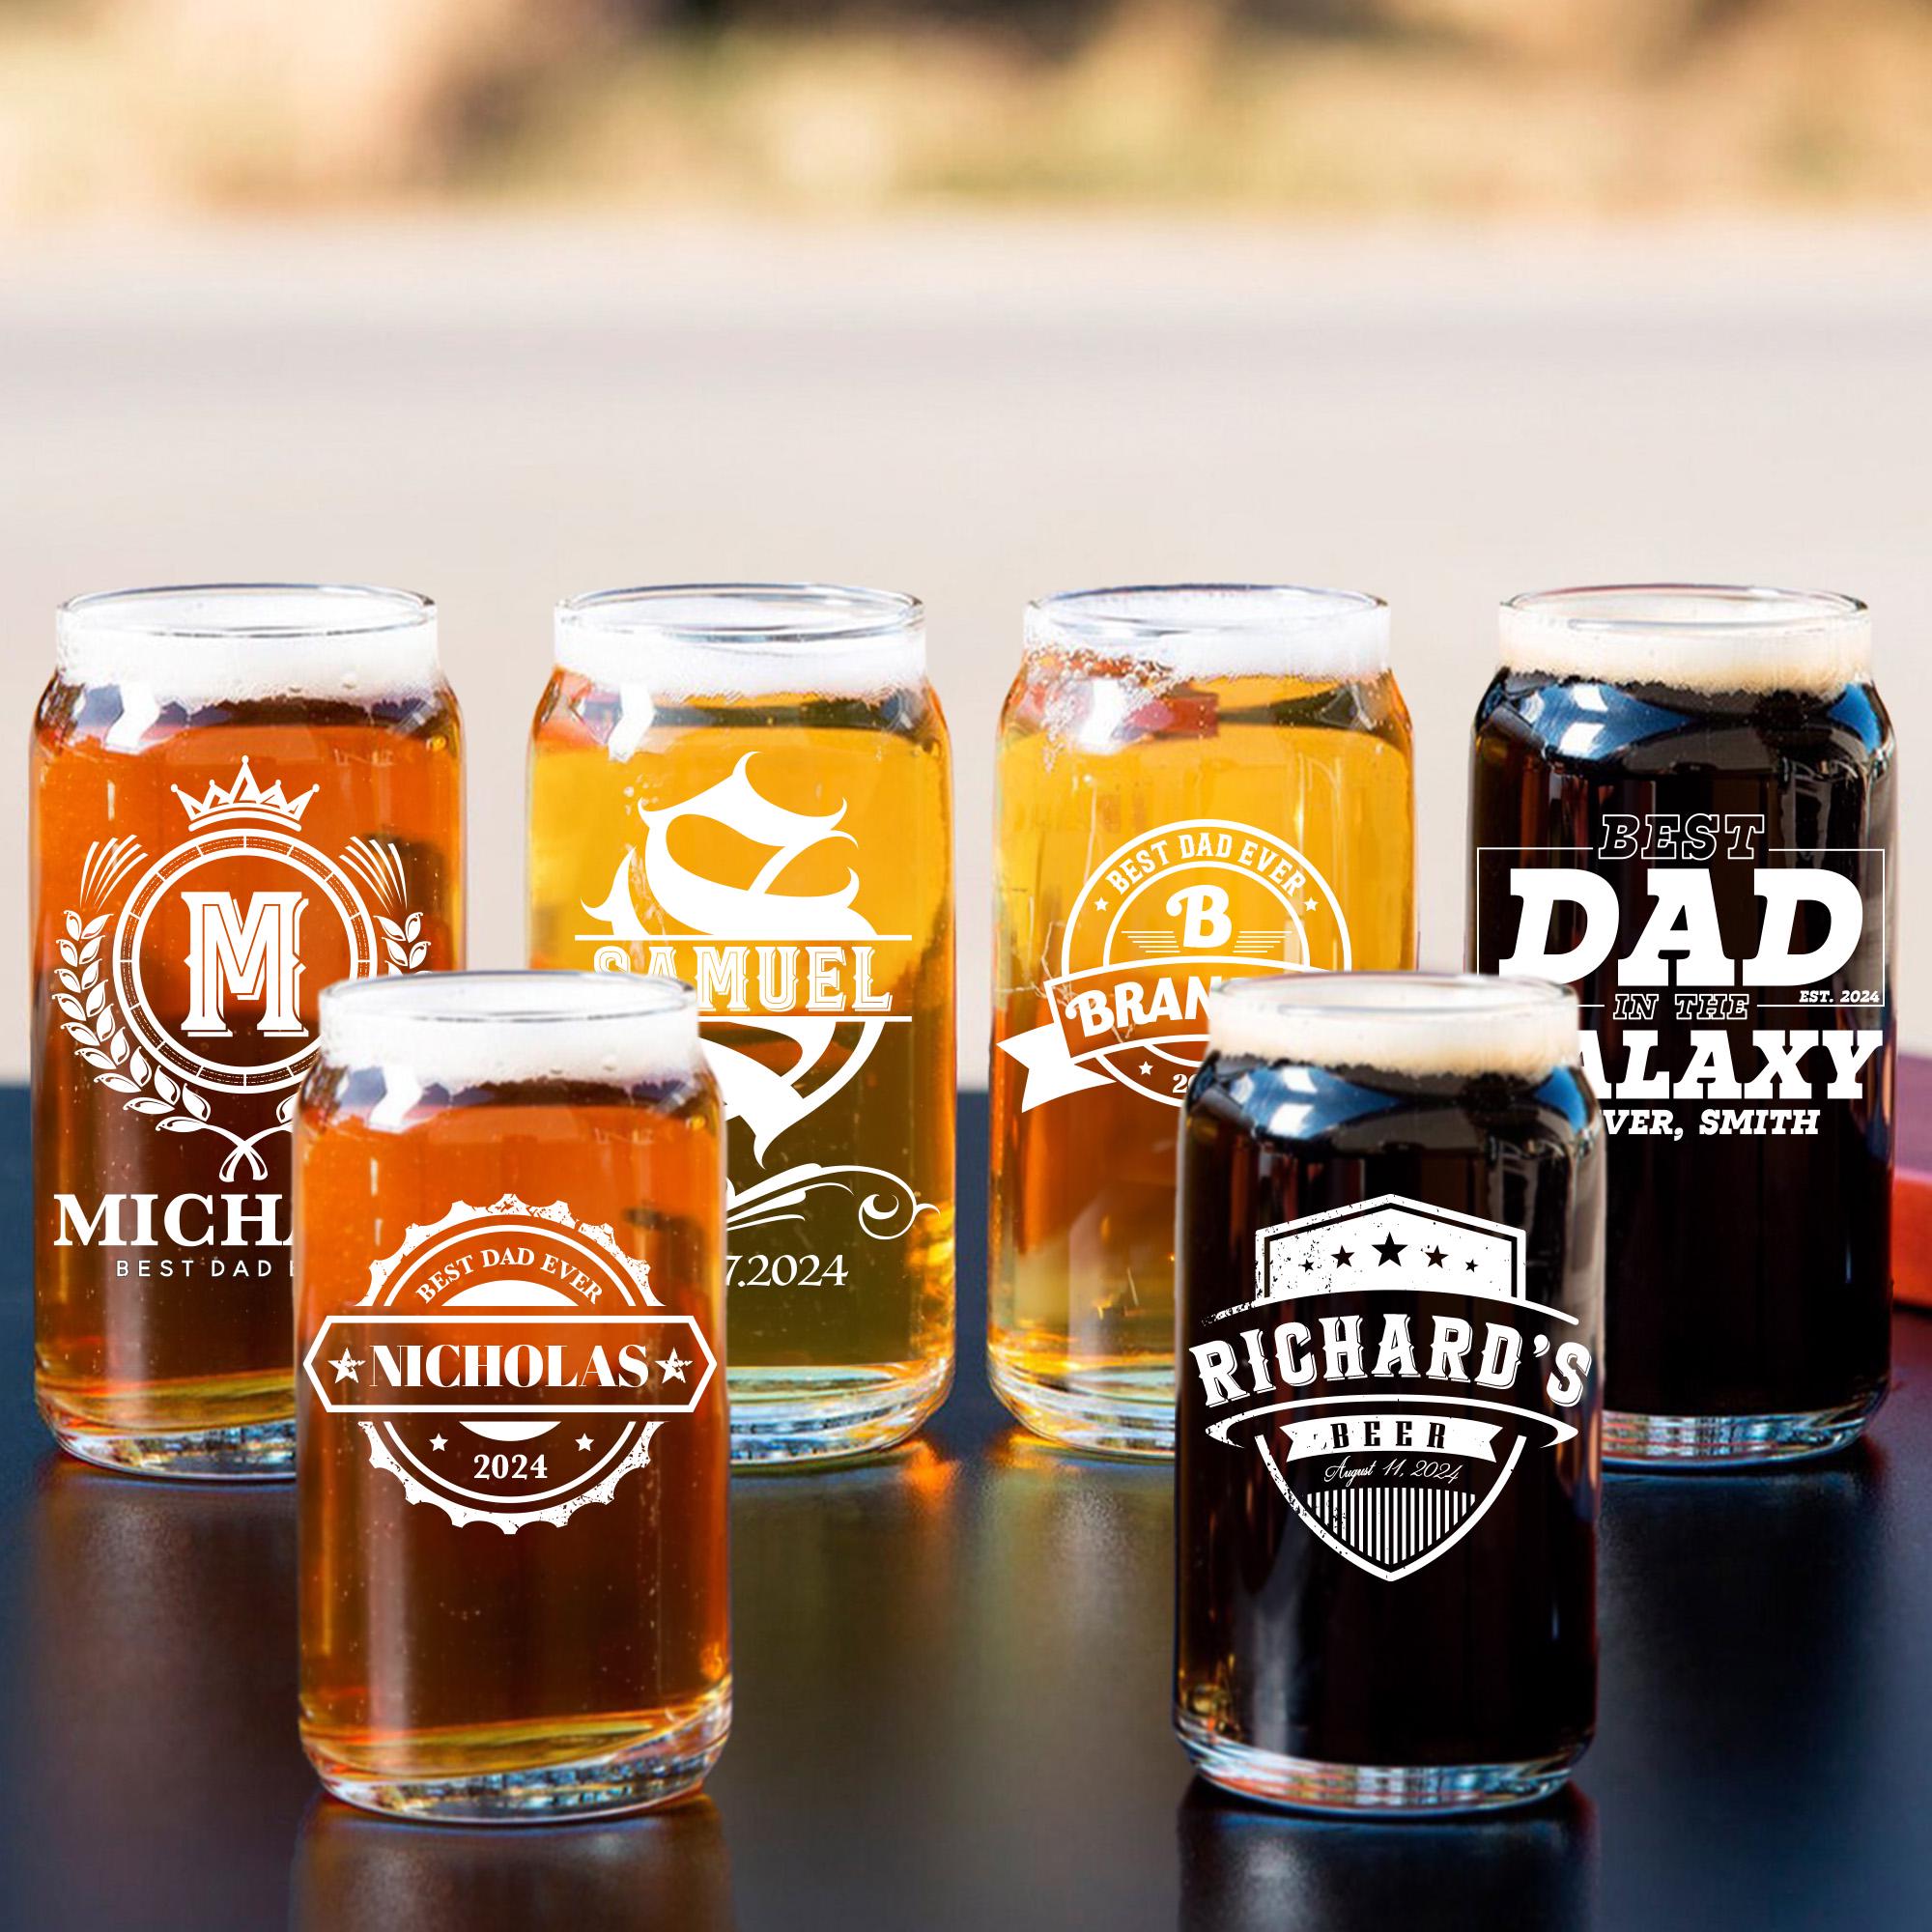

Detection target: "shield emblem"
[1252, 1407, 1528, 1581]
[1204, 1195, 1580, 1584]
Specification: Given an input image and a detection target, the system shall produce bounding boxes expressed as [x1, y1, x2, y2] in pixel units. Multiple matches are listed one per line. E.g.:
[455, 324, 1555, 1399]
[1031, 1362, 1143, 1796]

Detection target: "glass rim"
[555, 582, 923, 652]
[1501, 582, 1866, 639]
[58, 582, 435, 642]
[319, 969, 696, 1031]
[1026, 582, 1387, 645]
[1207, 973, 1581, 1082]
[1211, 971, 1575, 1028]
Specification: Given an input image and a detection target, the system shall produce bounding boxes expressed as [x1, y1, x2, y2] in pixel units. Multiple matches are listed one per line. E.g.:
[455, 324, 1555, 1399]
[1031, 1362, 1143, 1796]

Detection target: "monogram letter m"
[181, 891, 308, 1038]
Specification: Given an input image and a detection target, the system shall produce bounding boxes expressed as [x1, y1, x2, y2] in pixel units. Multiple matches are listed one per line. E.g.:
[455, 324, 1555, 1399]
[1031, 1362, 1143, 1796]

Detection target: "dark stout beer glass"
[1176, 974, 1603, 1814]
[1470, 585, 1893, 1464]
[297, 972, 728, 1822]
[34, 584, 463, 1478]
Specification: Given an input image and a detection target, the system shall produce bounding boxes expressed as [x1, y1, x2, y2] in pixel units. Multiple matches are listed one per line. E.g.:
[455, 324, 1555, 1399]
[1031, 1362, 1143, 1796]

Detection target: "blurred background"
[3, 0, 1926, 1072]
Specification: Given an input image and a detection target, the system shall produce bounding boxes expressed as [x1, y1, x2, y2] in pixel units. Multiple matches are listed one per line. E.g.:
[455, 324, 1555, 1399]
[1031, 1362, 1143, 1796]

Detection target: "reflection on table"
[1597, 1440, 1896, 1925]
[1178, 1779, 1596, 1932]
[292, 1793, 735, 1931]
[15, 1459, 311, 1929]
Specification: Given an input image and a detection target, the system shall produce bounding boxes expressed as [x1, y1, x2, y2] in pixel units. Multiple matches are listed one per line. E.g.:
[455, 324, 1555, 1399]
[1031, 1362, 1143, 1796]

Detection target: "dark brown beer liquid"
[1176, 1057, 1602, 1776]
[1470, 673, 1893, 1427]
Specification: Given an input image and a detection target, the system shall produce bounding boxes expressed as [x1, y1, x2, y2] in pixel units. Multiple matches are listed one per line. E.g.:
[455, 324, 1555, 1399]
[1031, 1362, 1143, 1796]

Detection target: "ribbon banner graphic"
[1001, 817, 1352, 1112]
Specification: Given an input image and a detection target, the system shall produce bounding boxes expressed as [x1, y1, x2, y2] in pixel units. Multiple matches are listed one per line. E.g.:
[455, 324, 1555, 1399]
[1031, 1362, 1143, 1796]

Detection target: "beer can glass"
[528, 584, 954, 1464]
[990, 585, 1415, 1455]
[1470, 585, 1893, 1464]
[33, 583, 463, 1479]
[296, 971, 728, 1822]
[1176, 974, 1603, 1814]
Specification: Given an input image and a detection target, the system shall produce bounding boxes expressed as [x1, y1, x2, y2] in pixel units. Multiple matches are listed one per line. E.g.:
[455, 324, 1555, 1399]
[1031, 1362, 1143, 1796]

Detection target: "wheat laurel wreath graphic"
[59, 834, 428, 1182]
[347, 837, 433, 974]
[377, 912, 431, 973]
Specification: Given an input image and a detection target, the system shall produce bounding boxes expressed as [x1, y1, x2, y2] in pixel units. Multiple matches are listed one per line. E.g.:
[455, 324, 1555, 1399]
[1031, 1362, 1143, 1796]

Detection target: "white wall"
[3, 216, 1924, 1081]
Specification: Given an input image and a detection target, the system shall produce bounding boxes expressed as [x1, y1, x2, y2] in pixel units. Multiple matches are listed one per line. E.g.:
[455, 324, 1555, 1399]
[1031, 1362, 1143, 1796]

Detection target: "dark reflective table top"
[2, 1087, 1930, 1931]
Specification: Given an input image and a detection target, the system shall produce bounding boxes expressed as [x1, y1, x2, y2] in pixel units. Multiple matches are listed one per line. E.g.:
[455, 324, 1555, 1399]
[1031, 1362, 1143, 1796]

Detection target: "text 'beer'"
[529, 584, 954, 1465]
[33, 584, 463, 1478]
[297, 972, 728, 1822]
[1471, 585, 1893, 1464]
[990, 585, 1416, 1455]
[1176, 974, 1603, 1815]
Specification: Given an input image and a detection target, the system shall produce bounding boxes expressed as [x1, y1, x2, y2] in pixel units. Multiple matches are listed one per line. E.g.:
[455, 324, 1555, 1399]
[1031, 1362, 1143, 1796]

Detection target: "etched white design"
[358, 1418, 663, 1536]
[1199, 1195, 1587, 1584]
[724, 1162, 928, 1240]
[1000, 816, 1351, 1112]
[308, 1192, 718, 1534]
[581, 753, 932, 1249]
[56, 760, 427, 1176]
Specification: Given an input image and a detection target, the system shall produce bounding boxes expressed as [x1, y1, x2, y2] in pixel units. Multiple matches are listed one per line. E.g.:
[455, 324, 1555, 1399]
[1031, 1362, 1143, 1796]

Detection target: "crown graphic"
[172, 756, 319, 832]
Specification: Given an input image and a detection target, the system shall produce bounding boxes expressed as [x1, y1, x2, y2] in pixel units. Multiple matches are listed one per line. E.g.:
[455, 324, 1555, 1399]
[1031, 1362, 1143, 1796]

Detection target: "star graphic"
[576, 1434, 593, 1452]
[660, 1349, 690, 1383]
[429, 1434, 447, 1452]
[1374, 1234, 1406, 1265]
[1465, 1258, 1480, 1271]
[1138, 1061, 1152, 1075]
[1424, 1245, 1447, 1267]
[1305, 896, 1319, 911]
[1094, 897, 1109, 910]
[1300, 1255, 1317, 1271]
[329, 1348, 363, 1383]
[1331, 1245, 1353, 1267]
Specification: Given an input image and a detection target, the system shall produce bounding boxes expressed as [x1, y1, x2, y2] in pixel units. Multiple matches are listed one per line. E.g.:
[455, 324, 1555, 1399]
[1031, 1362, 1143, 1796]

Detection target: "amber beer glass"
[990, 585, 1415, 1454]
[32, 584, 463, 1478]
[1470, 586, 1894, 1464]
[1177, 975, 1604, 1814]
[528, 583, 954, 1464]
[297, 972, 728, 1820]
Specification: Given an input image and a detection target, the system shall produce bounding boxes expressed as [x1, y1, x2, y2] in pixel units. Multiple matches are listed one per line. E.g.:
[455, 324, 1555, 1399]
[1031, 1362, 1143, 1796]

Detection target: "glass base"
[1177, 1712, 1582, 1817]
[728, 1356, 952, 1466]
[1605, 1386, 1885, 1469]
[309, 1692, 730, 1825]
[987, 1349, 1174, 1458]
[39, 1400, 295, 1481]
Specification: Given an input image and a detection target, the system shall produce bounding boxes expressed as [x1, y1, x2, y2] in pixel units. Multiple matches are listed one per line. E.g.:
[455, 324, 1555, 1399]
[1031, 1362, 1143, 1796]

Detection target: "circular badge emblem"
[1055, 818, 1350, 1106]
[57, 759, 433, 1169]
[303, 1196, 718, 1533]
[112, 828, 379, 1094]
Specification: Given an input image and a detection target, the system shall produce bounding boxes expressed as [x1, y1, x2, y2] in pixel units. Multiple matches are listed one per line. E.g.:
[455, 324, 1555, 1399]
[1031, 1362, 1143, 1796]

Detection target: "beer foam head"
[56, 583, 440, 706]
[1024, 584, 1390, 681]
[319, 972, 702, 1091]
[1208, 973, 1580, 1081]
[1499, 584, 1870, 696]
[555, 583, 925, 701]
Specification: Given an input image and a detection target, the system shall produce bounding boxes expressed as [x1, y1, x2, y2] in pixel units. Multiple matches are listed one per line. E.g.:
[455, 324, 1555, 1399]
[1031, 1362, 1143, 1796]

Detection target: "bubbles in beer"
[318, 973, 701, 1091]
[554, 583, 926, 702]
[1498, 584, 1870, 696]
[1208, 972, 1579, 1081]
[1024, 583, 1390, 683]
[56, 584, 440, 706]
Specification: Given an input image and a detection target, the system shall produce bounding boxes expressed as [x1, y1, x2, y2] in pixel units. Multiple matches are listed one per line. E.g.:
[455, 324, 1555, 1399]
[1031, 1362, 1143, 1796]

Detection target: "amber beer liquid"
[528, 584, 954, 1465]
[297, 972, 729, 1821]
[990, 585, 1416, 1456]
[1471, 585, 1893, 1464]
[32, 584, 463, 1478]
[1176, 975, 1604, 1815]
